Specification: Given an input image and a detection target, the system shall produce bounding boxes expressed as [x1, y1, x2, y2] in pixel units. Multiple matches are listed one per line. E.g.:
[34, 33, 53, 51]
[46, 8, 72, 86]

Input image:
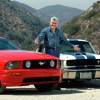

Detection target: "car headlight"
[61, 60, 76, 68]
[6, 61, 20, 69]
[50, 60, 55, 67]
[25, 61, 31, 68]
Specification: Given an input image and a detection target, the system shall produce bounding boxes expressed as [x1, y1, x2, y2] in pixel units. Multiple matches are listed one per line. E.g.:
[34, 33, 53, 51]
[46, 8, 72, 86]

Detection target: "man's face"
[50, 20, 58, 30]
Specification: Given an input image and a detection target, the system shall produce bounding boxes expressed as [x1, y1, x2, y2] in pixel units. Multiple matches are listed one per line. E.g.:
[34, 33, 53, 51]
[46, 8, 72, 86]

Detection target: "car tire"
[0, 86, 6, 94]
[34, 84, 56, 92]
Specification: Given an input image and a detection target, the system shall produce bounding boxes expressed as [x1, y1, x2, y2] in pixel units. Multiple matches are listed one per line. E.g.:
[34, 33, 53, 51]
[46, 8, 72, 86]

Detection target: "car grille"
[67, 59, 100, 69]
[23, 60, 57, 69]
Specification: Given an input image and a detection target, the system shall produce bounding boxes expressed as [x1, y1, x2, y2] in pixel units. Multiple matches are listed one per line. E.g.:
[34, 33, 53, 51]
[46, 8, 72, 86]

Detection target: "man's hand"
[34, 37, 39, 45]
[73, 45, 81, 52]
[34, 37, 40, 51]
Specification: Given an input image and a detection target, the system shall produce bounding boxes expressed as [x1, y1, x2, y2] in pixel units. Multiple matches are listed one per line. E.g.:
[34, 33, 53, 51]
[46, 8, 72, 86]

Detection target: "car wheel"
[0, 86, 6, 94]
[34, 84, 56, 92]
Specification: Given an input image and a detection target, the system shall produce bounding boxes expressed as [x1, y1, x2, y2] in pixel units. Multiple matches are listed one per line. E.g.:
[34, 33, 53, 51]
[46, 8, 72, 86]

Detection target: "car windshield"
[60, 40, 96, 54]
[0, 38, 19, 50]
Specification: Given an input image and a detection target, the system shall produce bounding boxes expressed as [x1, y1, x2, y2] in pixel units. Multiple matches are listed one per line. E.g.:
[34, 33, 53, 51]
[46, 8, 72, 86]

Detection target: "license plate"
[80, 72, 92, 79]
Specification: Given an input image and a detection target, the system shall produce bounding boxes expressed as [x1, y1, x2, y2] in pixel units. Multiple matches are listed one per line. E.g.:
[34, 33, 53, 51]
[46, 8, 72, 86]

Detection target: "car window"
[60, 40, 95, 54]
[0, 39, 18, 50]
[60, 44, 74, 53]
[82, 43, 95, 53]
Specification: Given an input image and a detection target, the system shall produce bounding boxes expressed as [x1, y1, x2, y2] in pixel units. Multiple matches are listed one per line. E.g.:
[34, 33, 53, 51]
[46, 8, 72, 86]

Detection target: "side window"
[0, 41, 8, 50]
[0, 39, 18, 50]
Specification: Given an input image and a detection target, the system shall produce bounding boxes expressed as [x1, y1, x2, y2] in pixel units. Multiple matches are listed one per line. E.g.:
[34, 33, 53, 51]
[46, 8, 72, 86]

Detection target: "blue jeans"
[46, 49, 60, 57]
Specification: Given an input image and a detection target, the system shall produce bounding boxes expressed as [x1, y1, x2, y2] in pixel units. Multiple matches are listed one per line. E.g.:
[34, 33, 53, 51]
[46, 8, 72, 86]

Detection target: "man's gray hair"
[50, 16, 59, 22]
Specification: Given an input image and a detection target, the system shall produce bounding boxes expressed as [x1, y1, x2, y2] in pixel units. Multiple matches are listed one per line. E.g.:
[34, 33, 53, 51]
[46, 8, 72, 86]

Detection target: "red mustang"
[0, 37, 62, 93]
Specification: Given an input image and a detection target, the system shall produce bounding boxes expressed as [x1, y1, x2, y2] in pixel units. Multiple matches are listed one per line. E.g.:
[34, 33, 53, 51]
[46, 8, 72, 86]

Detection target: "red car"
[0, 37, 62, 93]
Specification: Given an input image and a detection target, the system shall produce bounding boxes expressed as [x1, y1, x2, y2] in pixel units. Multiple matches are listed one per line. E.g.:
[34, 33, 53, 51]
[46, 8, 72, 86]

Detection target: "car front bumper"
[0, 69, 62, 86]
[63, 69, 100, 80]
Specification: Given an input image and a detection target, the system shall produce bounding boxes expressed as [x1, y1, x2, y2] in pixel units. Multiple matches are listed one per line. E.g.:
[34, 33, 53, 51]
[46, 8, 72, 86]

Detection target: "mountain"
[37, 5, 83, 26]
[62, 1, 100, 52]
[13, 3, 83, 26]
[0, 0, 46, 50]
[12, 1, 38, 17]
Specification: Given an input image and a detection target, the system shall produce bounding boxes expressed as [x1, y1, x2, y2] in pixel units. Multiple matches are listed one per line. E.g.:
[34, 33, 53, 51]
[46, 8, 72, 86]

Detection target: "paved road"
[0, 80, 100, 100]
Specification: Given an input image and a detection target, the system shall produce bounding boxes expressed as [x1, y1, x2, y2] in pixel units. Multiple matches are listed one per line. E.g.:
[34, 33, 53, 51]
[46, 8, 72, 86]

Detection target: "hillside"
[62, 1, 100, 52]
[37, 5, 83, 26]
[0, 0, 46, 50]
[12, 1, 38, 17]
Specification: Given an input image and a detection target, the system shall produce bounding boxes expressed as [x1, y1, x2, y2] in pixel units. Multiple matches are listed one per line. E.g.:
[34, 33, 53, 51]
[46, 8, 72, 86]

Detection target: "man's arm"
[58, 30, 73, 47]
[34, 28, 47, 52]
[58, 30, 80, 51]
[35, 28, 46, 45]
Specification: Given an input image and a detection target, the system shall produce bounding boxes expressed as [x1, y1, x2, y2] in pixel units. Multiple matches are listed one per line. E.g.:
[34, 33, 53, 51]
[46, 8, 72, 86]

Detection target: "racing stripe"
[85, 53, 96, 77]
[73, 52, 86, 59]
[86, 53, 96, 59]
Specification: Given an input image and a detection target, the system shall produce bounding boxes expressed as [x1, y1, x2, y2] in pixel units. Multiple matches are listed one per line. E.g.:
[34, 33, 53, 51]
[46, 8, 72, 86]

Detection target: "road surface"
[0, 80, 100, 100]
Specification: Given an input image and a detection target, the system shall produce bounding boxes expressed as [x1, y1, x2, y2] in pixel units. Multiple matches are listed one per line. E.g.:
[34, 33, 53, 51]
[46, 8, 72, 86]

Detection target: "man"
[35, 16, 79, 57]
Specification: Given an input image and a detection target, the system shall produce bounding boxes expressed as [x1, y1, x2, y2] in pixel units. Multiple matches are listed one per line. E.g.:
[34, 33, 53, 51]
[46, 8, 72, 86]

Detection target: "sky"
[14, 0, 98, 10]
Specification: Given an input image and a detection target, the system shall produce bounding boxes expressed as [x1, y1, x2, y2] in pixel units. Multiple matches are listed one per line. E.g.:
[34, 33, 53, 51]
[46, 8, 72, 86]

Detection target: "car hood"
[60, 52, 100, 60]
[0, 50, 58, 61]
